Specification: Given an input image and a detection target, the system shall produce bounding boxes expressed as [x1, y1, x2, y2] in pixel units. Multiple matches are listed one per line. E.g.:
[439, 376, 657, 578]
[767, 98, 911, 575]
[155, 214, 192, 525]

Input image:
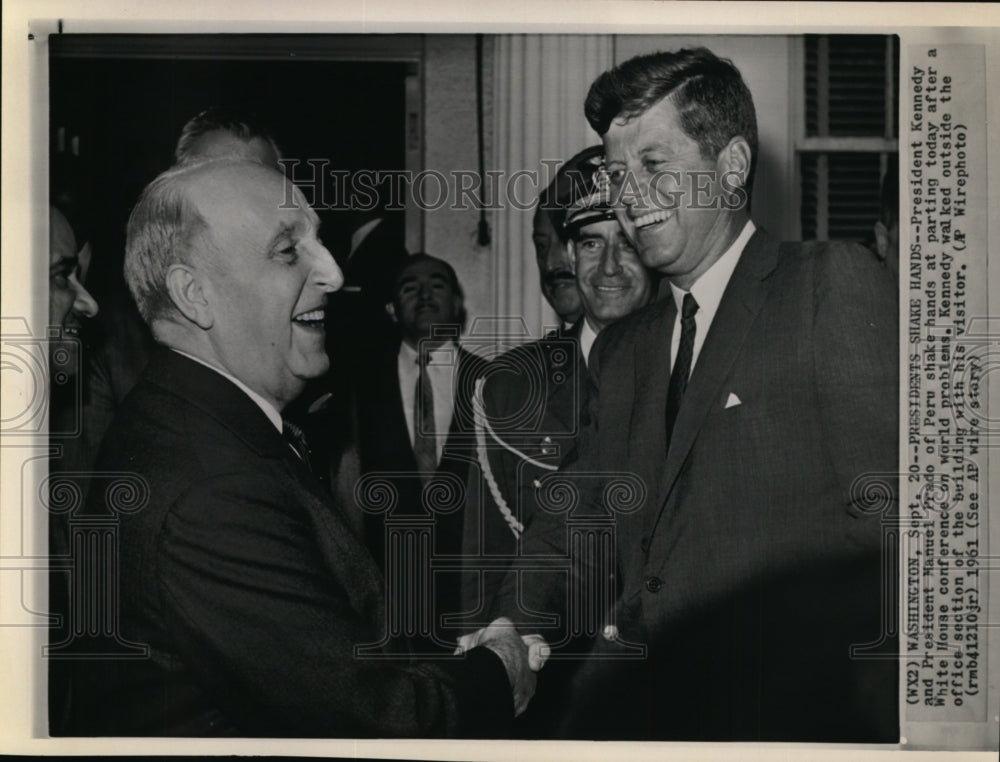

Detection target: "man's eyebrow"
[266, 223, 296, 252]
[50, 255, 79, 272]
[304, 207, 321, 230]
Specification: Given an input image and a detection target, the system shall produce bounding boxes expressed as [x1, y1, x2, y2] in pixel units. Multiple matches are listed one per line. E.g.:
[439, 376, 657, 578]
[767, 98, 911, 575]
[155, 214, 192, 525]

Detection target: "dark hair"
[174, 106, 281, 165]
[584, 48, 758, 193]
[392, 252, 468, 332]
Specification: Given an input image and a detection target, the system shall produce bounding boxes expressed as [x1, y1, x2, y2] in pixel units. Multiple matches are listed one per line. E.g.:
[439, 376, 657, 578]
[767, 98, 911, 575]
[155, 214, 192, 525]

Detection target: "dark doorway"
[49, 43, 410, 306]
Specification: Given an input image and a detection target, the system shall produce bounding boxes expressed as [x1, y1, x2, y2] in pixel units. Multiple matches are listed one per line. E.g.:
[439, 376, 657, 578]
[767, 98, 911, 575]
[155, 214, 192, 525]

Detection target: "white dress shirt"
[398, 340, 458, 463]
[579, 318, 599, 367]
[669, 220, 756, 374]
[170, 348, 283, 432]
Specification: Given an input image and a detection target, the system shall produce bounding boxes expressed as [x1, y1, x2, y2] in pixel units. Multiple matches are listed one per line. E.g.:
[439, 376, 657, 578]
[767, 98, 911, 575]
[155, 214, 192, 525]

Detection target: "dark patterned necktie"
[413, 351, 437, 482]
[665, 292, 699, 456]
[282, 418, 313, 474]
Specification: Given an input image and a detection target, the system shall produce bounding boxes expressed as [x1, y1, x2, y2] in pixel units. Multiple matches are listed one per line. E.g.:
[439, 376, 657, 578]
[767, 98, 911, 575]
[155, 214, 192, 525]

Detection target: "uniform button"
[602, 624, 619, 641]
[542, 436, 552, 444]
[645, 576, 663, 593]
[531, 479, 542, 489]
[640, 536, 650, 554]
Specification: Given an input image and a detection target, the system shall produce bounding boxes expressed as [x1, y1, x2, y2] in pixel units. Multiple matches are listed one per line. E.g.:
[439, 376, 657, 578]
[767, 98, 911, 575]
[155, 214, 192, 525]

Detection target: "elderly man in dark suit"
[66, 158, 534, 737]
[478, 48, 899, 742]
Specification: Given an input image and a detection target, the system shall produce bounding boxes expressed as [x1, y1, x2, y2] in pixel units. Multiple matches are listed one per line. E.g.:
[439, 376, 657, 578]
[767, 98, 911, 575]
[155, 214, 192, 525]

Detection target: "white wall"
[422, 34, 494, 334]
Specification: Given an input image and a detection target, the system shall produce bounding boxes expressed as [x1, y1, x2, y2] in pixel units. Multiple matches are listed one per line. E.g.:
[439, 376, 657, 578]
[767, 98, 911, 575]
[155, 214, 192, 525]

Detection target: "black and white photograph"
[1, 2, 998, 759]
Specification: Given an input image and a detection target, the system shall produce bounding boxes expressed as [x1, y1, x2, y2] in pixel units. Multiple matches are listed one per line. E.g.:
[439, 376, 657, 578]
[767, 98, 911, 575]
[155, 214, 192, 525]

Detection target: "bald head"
[124, 159, 308, 326]
[125, 157, 343, 409]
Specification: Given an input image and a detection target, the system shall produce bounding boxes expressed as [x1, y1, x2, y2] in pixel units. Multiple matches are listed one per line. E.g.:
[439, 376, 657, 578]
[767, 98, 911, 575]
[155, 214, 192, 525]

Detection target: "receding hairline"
[393, 254, 462, 293]
[172, 158, 310, 218]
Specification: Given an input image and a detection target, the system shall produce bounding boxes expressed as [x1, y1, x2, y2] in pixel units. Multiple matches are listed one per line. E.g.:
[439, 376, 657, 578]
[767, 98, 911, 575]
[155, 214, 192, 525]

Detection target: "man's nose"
[309, 242, 344, 292]
[70, 276, 100, 318]
[544, 241, 568, 272]
[416, 280, 436, 300]
[600, 245, 624, 276]
[620, 173, 654, 215]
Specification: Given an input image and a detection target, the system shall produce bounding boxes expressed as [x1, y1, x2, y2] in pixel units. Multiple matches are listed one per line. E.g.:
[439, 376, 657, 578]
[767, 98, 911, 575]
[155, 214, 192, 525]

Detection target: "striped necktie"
[665, 292, 699, 456]
[413, 351, 437, 481]
[282, 417, 313, 474]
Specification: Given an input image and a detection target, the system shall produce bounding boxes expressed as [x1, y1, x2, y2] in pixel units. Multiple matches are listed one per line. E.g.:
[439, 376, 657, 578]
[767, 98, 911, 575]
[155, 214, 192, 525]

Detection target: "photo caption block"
[903, 42, 994, 748]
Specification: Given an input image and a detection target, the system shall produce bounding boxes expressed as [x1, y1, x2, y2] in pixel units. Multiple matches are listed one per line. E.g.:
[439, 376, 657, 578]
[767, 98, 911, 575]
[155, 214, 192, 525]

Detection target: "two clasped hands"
[455, 618, 550, 715]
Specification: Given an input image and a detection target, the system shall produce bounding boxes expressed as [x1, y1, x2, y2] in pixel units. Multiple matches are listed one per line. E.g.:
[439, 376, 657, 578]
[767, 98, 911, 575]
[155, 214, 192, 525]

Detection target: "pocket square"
[724, 392, 742, 409]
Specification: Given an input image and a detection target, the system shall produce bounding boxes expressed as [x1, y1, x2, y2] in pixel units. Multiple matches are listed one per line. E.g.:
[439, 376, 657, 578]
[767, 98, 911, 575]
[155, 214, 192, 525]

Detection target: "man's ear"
[717, 136, 752, 191]
[385, 301, 398, 323]
[165, 264, 213, 330]
[873, 221, 889, 262]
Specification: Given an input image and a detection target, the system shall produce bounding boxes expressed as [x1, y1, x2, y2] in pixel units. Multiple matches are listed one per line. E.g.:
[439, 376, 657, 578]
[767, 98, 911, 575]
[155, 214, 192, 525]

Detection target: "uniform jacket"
[462, 324, 586, 615]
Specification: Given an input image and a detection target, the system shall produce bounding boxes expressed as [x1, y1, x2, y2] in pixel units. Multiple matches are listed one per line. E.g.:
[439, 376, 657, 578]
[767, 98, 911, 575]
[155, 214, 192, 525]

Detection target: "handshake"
[455, 618, 550, 716]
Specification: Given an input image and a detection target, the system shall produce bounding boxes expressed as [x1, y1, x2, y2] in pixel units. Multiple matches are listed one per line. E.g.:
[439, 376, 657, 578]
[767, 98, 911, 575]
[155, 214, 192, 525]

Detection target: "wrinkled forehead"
[531, 205, 558, 236]
[573, 217, 622, 242]
[187, 162, 318, 230]
[395, 258, 452, 290]
[50, 207, 78, 263]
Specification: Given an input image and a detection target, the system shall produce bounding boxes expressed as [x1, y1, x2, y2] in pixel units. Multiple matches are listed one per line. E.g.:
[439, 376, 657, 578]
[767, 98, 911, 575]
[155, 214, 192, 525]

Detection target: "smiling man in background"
[350, 252, 487, 650]
[464, 146, 655, 737]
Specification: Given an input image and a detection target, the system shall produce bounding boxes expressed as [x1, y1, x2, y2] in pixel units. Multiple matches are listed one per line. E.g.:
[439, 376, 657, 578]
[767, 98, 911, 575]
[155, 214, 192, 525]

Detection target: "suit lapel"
[615, 302, 674, 588]
[646, 230, 780, 537]
[630, 299, 675, 467]
[382, 345, 418, 468]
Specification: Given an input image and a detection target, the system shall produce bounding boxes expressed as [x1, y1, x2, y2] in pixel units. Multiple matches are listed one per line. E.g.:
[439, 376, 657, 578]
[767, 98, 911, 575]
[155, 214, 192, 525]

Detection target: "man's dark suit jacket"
[353, 341, 487, 647]
[66, 350, 512, 737]
[491, 230, 899, 742]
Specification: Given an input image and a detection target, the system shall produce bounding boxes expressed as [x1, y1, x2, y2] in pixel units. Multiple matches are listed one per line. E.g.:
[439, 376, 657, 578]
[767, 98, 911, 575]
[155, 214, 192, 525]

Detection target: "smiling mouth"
[633, 210, 672, 229]
[292, 308, 326, 328]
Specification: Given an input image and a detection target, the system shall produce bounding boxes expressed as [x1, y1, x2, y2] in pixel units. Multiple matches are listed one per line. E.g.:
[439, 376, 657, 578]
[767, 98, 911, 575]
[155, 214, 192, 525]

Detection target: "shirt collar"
[669, 220, 756, 317]
[349, 217, 383, 258]
[170, 348, 284, 433]
[579, 318, 599, 367]
[399, 338, 458, 365]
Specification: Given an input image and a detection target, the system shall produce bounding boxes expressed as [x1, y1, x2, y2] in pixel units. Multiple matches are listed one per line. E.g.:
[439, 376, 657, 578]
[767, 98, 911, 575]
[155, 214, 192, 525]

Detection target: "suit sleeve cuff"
[443, 645, 514, 737]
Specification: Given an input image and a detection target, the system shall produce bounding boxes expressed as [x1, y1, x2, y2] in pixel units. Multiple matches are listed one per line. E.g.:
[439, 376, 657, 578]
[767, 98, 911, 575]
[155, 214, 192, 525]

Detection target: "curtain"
[489, 34, 613, 344]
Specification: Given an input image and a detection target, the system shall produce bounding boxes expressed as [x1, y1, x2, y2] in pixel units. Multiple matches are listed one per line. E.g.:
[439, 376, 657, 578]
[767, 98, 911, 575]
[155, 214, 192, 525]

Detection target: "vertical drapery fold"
[490, 35, 613, 343]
